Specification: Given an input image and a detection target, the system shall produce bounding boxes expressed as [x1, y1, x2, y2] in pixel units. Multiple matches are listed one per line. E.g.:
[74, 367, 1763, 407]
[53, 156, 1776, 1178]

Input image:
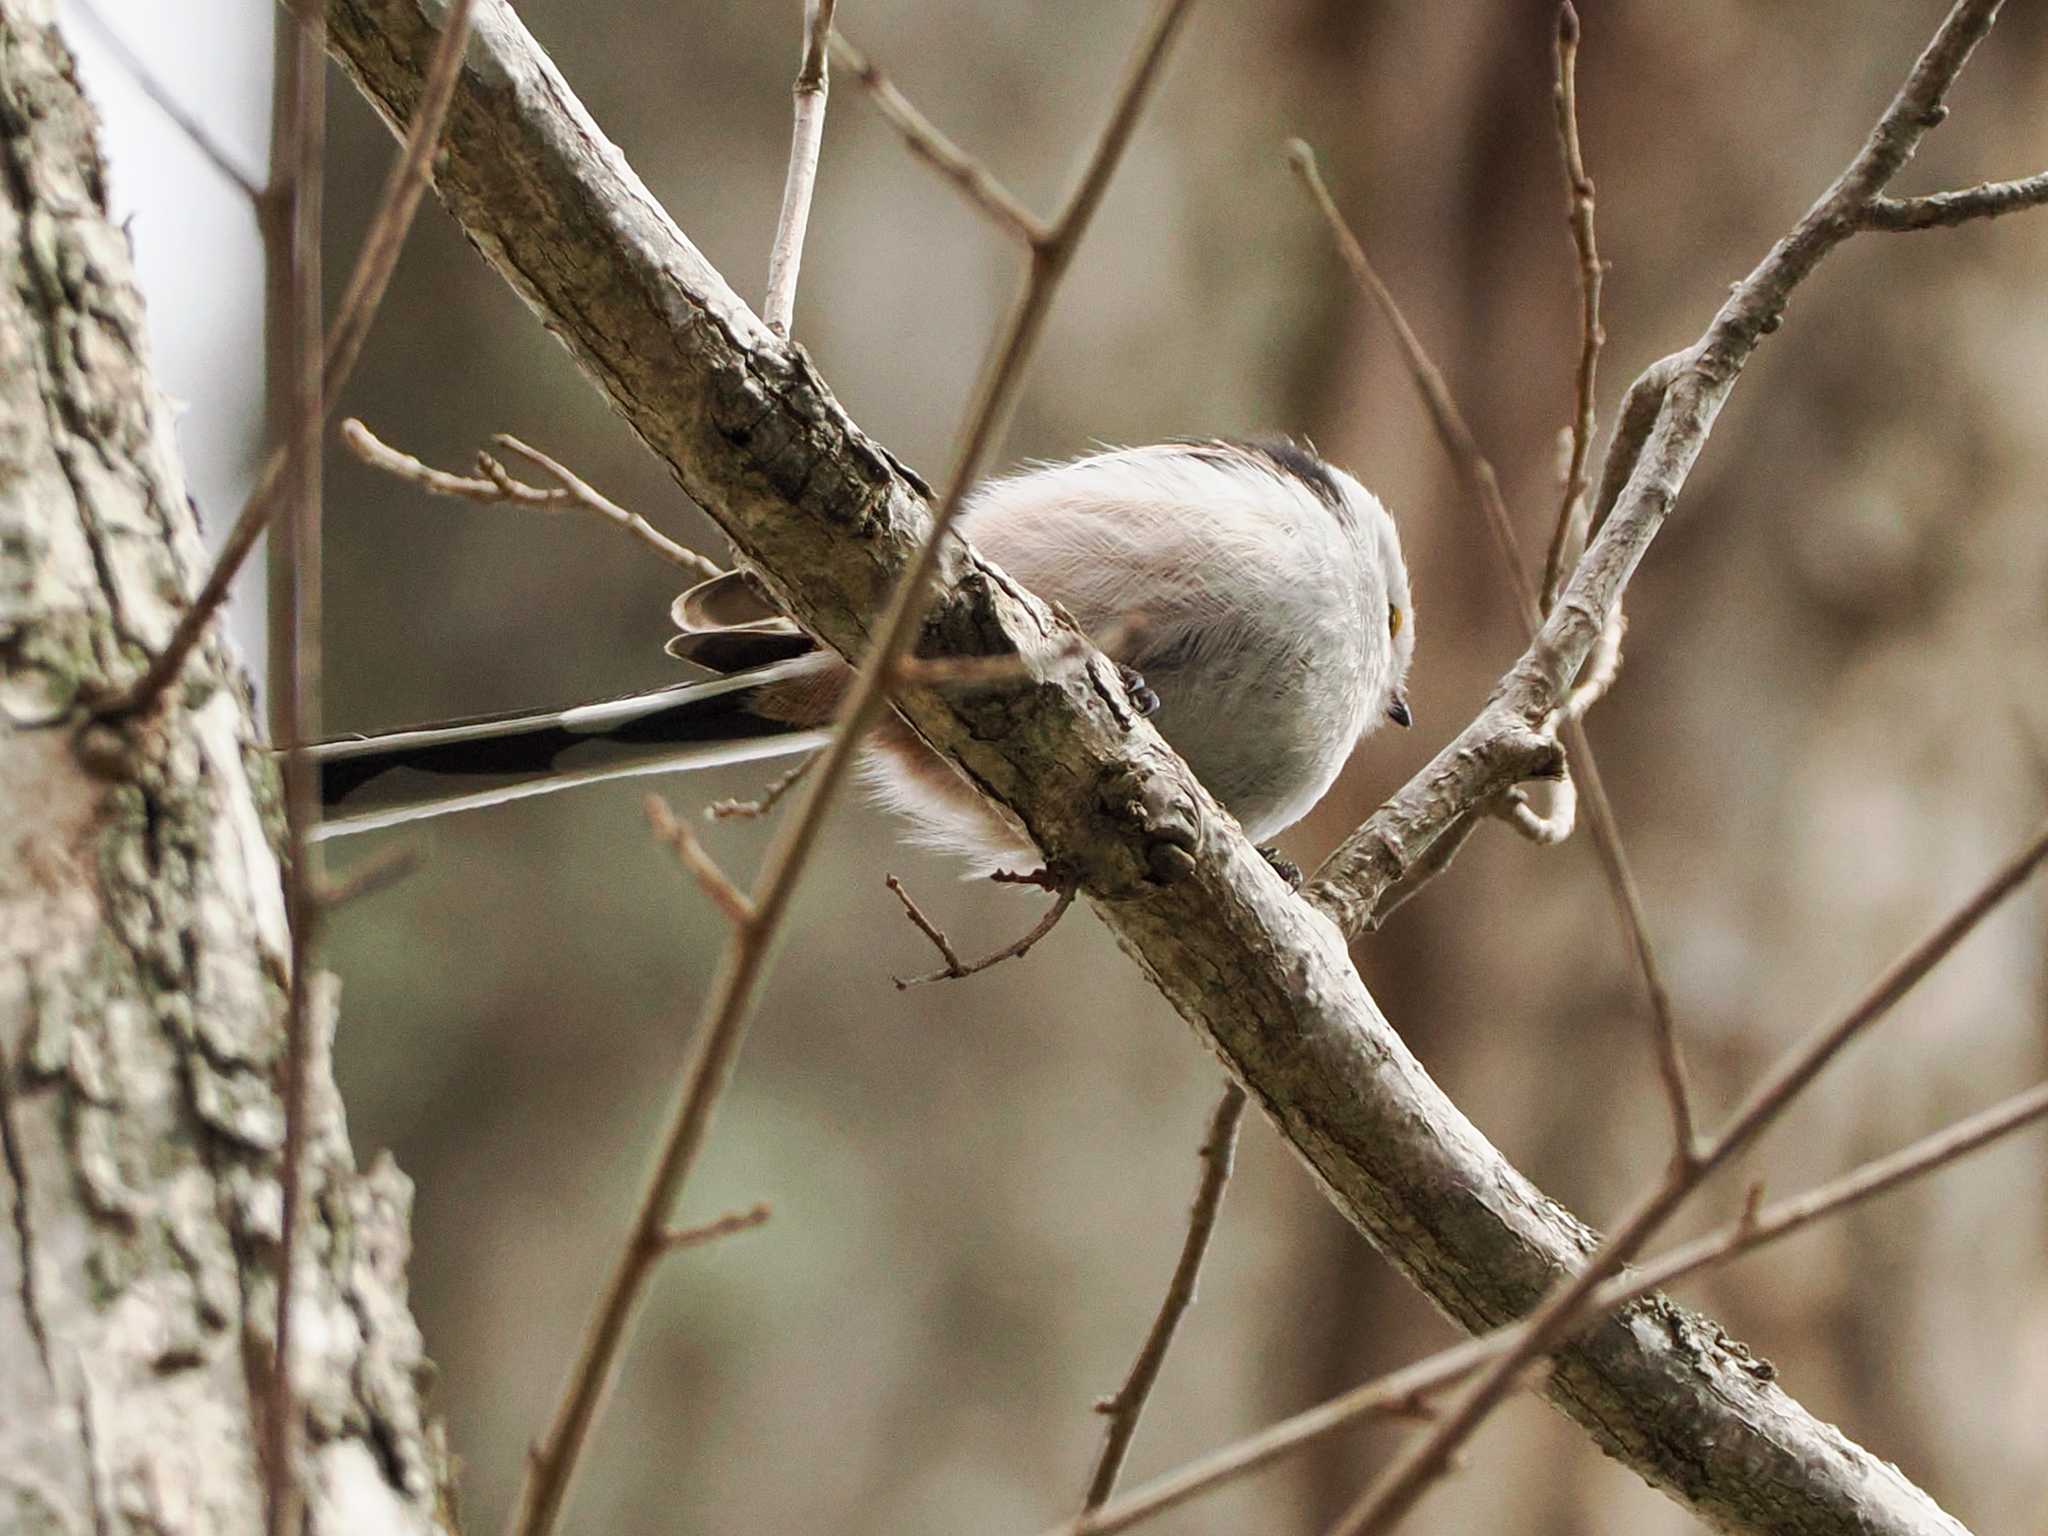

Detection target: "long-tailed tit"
[311, 439, 1415, 869]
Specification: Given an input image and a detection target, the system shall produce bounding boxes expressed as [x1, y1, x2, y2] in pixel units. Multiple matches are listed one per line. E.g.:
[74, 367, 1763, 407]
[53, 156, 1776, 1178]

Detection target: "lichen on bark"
[0, 5, 452, 1530]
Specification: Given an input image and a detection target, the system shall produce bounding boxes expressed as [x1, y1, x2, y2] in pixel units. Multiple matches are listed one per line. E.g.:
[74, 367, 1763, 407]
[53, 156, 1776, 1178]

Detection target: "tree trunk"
[0, 5, 451, 1531]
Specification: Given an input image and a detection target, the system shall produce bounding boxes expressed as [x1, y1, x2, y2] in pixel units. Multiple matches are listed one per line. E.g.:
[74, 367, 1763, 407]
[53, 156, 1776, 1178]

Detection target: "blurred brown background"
[82, 1, 2048, 1531]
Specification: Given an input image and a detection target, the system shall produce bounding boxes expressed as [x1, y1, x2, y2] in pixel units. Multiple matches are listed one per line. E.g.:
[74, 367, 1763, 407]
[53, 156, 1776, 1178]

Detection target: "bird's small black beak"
[1386, 694, 1413, 729]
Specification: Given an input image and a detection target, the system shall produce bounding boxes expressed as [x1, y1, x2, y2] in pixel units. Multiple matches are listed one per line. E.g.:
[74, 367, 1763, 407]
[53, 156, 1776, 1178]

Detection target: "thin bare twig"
[313, 843, 421, 910]
[1864, 170, 2048, 229]
[887, 876, 1078, 988]
[763, 0, 838, 335]
[831, 30, 1046, 247]
[96, 0, 476, 723]
[505, 7, 1197, 1532]
[646, 796, 756, 928]
[492, 434, 721, 579]
[68, 0, 265, 198]
[1289, 104, 1698, 1157]
[343, 416, 524, 498]
[1059, 1071, 2048, 1536]
[656, 1202, 771, 1252]
[1287, 140, 1540, 629]
[339, 418, 720, 577]
[1541, 2, 1605, 613]
[708, 752, 818, 821]
[884, 874, 965, 974]
[1083, 1082, 1247, 1511]
[1326, 809, 2048, 1536]
[264, 10, 324, 1534]
[1560, 720, 1695, 1156]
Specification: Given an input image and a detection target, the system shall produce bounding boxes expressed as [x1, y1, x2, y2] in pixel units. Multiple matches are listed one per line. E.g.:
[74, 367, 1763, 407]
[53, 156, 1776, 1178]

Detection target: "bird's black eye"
[1388, 605, 1404, 638]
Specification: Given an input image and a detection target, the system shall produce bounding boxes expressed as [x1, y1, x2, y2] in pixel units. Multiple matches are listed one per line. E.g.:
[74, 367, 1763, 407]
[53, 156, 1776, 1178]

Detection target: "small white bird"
[312, 439, 1415, 869]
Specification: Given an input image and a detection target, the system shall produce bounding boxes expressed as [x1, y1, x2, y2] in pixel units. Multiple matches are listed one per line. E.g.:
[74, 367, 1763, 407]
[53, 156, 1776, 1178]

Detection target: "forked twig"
[505, 7, 1199, 1532]
[1082, 1082, 1247, 1511]
[886, 875, 1078, 988]
[342, 418, 721, 578]
[884, 874, 965, 975]
[1305, 15, 2035, 1518]
[495, 434, 723, 580]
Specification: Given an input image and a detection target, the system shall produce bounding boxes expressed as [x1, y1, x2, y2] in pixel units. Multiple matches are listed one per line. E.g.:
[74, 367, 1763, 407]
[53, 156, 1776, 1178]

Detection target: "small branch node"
[476, 450, 526, 498]
[707, 753, 818, 821]
[1736, 1180, 1766, 1239]
[655, 1202, 771, 1253]
[990, 865, 1066, 891]
[1388, 1389, 1441, 1424]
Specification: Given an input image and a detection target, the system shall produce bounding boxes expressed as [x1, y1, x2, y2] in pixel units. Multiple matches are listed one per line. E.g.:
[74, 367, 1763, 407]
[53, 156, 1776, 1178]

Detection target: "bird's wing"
[665, 568, 817, 672]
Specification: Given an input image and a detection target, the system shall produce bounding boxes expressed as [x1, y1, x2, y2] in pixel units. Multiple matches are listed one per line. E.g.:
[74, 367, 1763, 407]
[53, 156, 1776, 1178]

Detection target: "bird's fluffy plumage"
[723, 439, 1415, 870]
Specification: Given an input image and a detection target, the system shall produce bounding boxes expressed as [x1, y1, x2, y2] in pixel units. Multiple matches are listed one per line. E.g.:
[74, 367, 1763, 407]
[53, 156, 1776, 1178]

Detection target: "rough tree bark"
[0, 6, 451, 1532]
[317, 3, 1982, 1535]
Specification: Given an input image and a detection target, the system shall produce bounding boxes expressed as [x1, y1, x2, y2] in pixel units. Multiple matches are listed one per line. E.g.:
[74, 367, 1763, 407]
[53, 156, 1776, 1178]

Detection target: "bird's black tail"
[305, 656, 830, 840]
